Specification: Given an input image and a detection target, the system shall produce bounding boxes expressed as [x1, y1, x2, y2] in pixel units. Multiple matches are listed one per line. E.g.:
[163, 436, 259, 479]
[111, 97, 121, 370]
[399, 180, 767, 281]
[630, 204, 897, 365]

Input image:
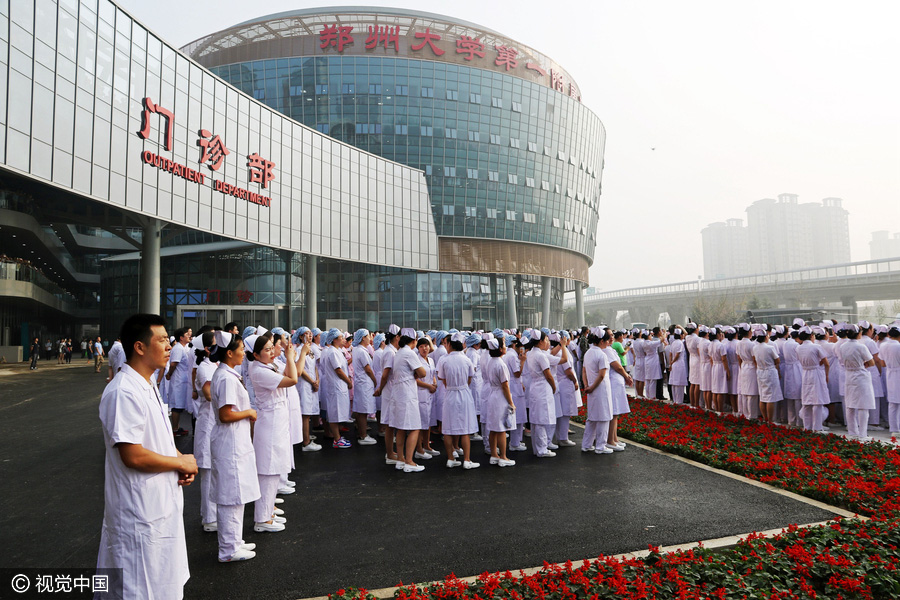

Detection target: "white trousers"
[672, 386, 685, 405]
[254, 474, 280, 524]
[846, 408, 870, 439]
[582, 420, 610, 451]
[199, 467, 216, 525]
[509, 422, 525, 448]
[216, 504, 244, 561]
[801, 405, 828, 431]
[555, 416, 571, 441]
[645, 380, 658, 399]
[531, 423, 554, 456]
[786, 398, 802, 426]
[889, 403, 900, 433]
[868, 396, 882, 425]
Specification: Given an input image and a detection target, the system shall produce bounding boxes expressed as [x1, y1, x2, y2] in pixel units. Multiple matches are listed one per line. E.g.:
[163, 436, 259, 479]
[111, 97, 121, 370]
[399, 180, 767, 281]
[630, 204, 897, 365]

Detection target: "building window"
[480, 284, 491, 294]
[289, 85, 303, 96]
[506, 210, 516, 221]
[509, 138, 520, 148]
[315, 84, 328, 94]
[462, 282, 473, 293]
[525, 177, 535, 188]
[541, 180, 550, 191]
[512, 101, 522, 112]
[487, 208, 498, 218]
[446, 90, 458, 100]
[552, 218, 560, 228]
[524, 213, 536, 223]
[488, 171, 499, 182]
[421, 87, 434, 97]
[507, 174, 518, 184]
[467, 168, 478, 179]
[527, 141, 538, 153]
[469, 93, 481, 104]
[395, 124, 408, 135]
[467, 131, 480, 142]
[355, 124, 382, 134]
[443, 166, 457, 177]
[342, 84, 355, 94]
[565, 220, 573, 230]
[420, 126, 433, 136]
[445, 128, 457, 139]
[490, 134, 501, 145]
[443, 205, 455, 216]
[465, 206, 477, 217]
[369, 84, 382, 94]
[569, 154, 577, 165]
[492, 97, 502, 108]
[557, 150, 566, 161]
[253, 89, 265, 99]
[544, 146, 552, 156]
[425, 165, 432, 175]
[555, 184, 562, 194]
[567, 188, 575, 198]
[316, 123, 330, 134]
[395, 85, 409, 95]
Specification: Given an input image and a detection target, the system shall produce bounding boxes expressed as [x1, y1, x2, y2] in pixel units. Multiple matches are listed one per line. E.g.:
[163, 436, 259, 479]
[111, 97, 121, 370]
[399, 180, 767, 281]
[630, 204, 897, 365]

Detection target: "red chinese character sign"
[320, 24, 354, 52]
[494, 45, 519, 71]
[197, 129, 229, 171]
[456, 36, 485, 61]
[137, 97, 175, 151]
[248, 153, 276, 189]
[365, 25, 399, 51]
[411, 28, 444, 56]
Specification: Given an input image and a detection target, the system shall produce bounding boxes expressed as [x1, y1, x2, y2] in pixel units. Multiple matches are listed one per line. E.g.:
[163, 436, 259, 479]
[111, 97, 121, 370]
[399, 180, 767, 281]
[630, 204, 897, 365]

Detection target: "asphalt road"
[0, 363, 838, 599]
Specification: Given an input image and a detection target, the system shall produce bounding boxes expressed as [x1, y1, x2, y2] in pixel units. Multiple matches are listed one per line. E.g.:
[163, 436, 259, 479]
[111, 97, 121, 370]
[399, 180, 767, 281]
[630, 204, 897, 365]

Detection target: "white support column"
[306, 255, 317, 328]
[505, 273, 518, 328]
[575, 280, 585, 327]
[139, 218, 163, 315]
[541, 276, 552, 328]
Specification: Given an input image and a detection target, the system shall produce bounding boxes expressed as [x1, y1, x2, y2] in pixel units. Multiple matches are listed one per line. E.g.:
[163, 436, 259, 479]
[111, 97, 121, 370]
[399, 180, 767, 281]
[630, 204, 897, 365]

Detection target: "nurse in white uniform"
[504, 336, 528, 452]
[736, 324, 759, 420]
[782, 330, 804, 427]
[292, 327, 322, 452]
[753, 327, 783, 422]
[667, 329, 688, 405]
[437, 332, 479, 469]
[483, 337, 516, 467]
[881, 325, 900, 435]
[97, 314, 196, 598]
[414, 337, 439, 459]
[697, 327, 712, 410]
[247, 333, 301, 532]
[389, 328, 428, 472]
[374, 325, 401, 464]
[166, 327, 193, 434]
[351, 328, 378, 446]
[797, 326, 830, 432]
[191, 331, 218, 533]
[842, 325, 876, 440]
[642, 329, 664, 400]
[320, 328, 353, 448]
[554, 330, 580, 447]
[581, 328, 613, 454]
[859, 322, 886, 428]
[523, 330, 566, 457]
[709, 328, 729, 413]
[603, 329, 632, 451]
[209, 331, 260, 563]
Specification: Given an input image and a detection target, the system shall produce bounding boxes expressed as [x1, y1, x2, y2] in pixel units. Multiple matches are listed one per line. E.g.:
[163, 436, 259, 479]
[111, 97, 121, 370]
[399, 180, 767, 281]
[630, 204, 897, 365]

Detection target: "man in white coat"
[97, 313, 198, 599]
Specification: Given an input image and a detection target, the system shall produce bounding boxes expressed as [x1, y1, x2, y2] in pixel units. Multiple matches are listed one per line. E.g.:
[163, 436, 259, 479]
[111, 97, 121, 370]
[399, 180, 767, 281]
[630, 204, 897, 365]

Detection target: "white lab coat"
[438, 351, 477, 435]
[484, 356, 514, 433]
[321, 345, 351, 423]
[389, 346, 422, 430]
[797, 341, 829, 406]
[210, 363, 260, 505]
[524, 348, 562, 425]
[352, 345, 376, 415]
[248, 360, 291, 475]
[97, 364, 189, 600]
[583, 346, 613, 421]
[753, 342, 783, 403]
[193, 358, 217, 469]
[842, 340, 875, 410]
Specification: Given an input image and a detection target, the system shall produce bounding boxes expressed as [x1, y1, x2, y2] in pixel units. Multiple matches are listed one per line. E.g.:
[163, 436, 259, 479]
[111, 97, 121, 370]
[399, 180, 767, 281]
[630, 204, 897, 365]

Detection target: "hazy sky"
[117, 0, 900, 291]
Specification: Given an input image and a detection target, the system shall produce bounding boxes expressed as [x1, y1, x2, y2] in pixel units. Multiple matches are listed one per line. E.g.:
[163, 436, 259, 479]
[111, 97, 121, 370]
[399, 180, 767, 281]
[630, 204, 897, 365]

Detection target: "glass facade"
[210, 55, 603, 259]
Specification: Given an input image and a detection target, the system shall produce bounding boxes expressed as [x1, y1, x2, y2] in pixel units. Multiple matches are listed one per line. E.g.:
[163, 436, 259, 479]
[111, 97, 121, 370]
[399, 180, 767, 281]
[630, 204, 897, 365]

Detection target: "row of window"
[438, 205, 586, 230]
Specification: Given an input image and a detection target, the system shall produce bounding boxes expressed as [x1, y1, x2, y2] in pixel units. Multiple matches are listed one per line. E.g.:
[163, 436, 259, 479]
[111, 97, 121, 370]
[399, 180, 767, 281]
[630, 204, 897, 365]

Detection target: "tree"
[690, 295, 742, 325]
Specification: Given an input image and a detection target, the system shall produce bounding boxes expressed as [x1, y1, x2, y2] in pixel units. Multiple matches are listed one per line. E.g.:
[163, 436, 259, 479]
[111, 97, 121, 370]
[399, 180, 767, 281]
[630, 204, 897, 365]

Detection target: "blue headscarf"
[492, 328, 504, 338]
[373, 333, 385, 348]
[465, 333, 482, 348]
[311, 328, 322, 340]
[448, 328, 459, 334]
[271, 327, 286, 338]
[540, 327, 551, 336]
[323, 328, 342, 346]
[242, 325, 257, 340]
[352, 328, 370, 347]
[291, 326, 310, 345]
[505, 335, 517, 346]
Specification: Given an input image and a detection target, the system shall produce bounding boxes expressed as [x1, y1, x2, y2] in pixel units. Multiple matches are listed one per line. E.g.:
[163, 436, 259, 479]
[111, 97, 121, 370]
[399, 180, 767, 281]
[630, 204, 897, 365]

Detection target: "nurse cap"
[492, 328, 504, 338]
[255, 326, 268, 336]
[486, 338, 500, 350]
[483, 332, 495, 342]
[505, 335, 517, 346]
[540, 327, 551, 336]
[388, 324, 401, 335]
[242, 326, 257, 340]
[244, 334, 260, 353]
[353, 328, 370, 346]
[684, 323, 697, 331]
[548, 332, 560, 342]
[875, 324, 888, 334]
[857, 320, 871, 330]
[450, 332, 467, 344]
[323, 328, 343, 345]
[520, 333, 532, 345]
[799, 325, 812, 334]
[465, 333, 482, 348]
[400, 327, 416, 339]
[793, 318, 806, 327]
[214, 331, 233, 349]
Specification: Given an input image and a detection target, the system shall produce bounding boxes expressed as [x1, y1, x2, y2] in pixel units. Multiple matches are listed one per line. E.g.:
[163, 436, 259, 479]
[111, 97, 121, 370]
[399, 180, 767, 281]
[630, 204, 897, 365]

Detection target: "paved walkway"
[1, 366, 845, 599]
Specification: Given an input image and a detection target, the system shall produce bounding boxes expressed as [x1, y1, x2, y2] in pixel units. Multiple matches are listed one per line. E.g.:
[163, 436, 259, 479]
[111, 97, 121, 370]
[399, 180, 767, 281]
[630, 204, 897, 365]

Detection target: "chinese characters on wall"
[317, 24, 581, 101]
[137, 97, 275, 207]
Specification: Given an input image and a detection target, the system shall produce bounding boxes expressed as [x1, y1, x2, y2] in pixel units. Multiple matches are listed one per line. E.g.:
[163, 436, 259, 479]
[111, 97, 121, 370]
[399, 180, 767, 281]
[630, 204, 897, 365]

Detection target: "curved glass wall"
[210, 56, 603, 261]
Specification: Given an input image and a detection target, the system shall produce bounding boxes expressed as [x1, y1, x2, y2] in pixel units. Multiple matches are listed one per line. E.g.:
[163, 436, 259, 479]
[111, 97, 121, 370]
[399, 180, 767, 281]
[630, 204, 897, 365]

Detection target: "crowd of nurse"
[137, 320, 637, 564]
[625, 319, 900, 442]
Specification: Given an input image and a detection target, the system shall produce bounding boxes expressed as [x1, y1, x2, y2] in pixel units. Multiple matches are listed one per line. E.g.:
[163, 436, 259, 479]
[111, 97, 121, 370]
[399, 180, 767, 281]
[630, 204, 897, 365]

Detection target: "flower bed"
[330, 399, 900, 600]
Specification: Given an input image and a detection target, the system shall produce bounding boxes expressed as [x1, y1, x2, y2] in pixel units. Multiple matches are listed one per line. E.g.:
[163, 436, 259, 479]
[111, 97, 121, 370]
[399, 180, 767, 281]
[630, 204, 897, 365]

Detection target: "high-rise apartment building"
[702, 193, 850, 279]
[870, 231, 900, 260]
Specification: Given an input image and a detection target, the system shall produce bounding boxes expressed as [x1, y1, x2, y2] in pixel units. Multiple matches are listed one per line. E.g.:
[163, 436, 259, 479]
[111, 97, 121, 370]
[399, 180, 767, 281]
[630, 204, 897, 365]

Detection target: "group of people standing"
[623, 318, 900, 441]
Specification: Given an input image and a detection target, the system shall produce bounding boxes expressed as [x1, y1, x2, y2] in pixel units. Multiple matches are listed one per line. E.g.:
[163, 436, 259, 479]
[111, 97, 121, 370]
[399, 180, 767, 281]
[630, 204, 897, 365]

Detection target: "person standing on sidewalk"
[93, 336, 105, 373]
[29, 337, 40, 370]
